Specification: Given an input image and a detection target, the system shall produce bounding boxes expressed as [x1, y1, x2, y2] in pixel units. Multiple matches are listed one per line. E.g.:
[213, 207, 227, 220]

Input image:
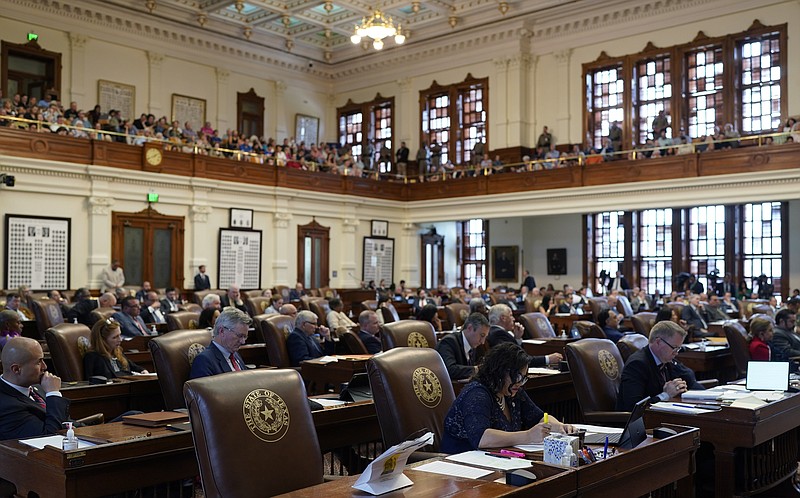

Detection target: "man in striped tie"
[190, 308, 252, 379]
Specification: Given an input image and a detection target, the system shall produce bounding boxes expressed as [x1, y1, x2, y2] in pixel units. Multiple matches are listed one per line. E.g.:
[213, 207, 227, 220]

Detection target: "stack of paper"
[446, 451, 533, 471]
[528, 367, 559, 375]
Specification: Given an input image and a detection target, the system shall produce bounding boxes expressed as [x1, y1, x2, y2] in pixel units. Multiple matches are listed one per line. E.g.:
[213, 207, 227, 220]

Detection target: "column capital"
[147, 51, 165, 67]
[508, 54, 531, 70]
[397, 77, 412, 91]
[402, 222, 418, 233]
[342, 218, 360, 233]
[88, 196, 114, 215]
[493, 57, 509, 70]
[553, 49, 572, 65]
[68, 34, 88, 50]
[276, 80, 288, 93]
[216, 68, 230, 84]
[274, 212, 292, 228]
[191, 204, 213, 223]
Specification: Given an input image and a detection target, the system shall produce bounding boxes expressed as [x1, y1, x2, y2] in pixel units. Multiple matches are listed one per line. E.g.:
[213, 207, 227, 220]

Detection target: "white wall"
[522, 215, 585, 290]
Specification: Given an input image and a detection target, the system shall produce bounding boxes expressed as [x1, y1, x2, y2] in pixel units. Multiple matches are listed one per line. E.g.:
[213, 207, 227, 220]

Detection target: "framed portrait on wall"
[370, 220, 388, 237]
[5, 215, 71, 290]
[230, 208, 253, 229]
[547, 248, 567, 275]
[491, 246, 518, 282]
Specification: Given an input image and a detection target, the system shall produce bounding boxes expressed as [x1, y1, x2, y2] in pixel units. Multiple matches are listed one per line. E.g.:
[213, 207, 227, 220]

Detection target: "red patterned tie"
[29, 387, 46, 409]
[230, 354, 241, 371]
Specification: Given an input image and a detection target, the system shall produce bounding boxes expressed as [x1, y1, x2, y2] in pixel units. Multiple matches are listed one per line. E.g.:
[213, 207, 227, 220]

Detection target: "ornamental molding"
[273, 212, 292, 229]
[68, 33, 88, 49]
[342, 218, 360, 233]
[190, 204, 213, 223]
[88, 196, 114, 215]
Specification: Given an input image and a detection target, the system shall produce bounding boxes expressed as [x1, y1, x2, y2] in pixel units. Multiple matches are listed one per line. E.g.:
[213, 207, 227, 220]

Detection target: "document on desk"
[522, 339, 546, 345]
[730, 395, 769, 409]
[648, 402, 718, 414]
[20, 435, 97, 450]
[352, 432, 433, 495]
[447, 450, 533, 471]
[514, 443, 544, 452]
[316, 356, 338, 364]
[414, 461, 492, 479]
[312, 398, 348, 408]
[528, 367, 559, 375]
[574, 423, 624, 434]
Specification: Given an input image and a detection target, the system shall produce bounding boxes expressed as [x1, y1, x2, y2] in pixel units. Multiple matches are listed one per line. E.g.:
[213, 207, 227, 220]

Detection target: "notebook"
[746, 361, 789, 392]
[583, 397, 648, 449]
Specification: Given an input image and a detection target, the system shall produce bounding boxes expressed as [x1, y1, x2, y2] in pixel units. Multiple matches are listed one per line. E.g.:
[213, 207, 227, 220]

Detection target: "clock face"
[146, 148, 163, 166]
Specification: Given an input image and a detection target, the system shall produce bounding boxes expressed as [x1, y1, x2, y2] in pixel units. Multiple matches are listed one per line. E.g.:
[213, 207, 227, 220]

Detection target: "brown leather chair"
[518, 312, 556, 339]
[630, 312, 657, 337]
[308, 300, 329, 328]
[367, 347, 455, 452]
[30, 298, 65, 340]
[44, 323, 91, 381]
[444, 303, 469, 328]
[666, 301, 685, 314]
[179, 303, 202, 313]
[380, 303, 400, 323]
[184, 369, 323, 497]
[725, 323, 751, 379]
[89, 307, 116, 328]
[245, 290, 264, 299]
[166, 311, 200, 331]
[588, 297, 608, 322]
[361, 299, 378, 311]
[616, 295, 634, 317]
[574, 320, 607, 339]
[245, 296, 272, 317]
[724, 320, 748, 338]
[275, 285, 290, 299]
[342, 330, 368, 354]
[750, 304, 773, 318]
[616, 333, 649, 362]
[192, 289, 221, 306]
[565, 338, 629, 425]
[148, 329, 212, 409]
[299, 295, 326, 311]
[256, 314, 297, 368]
[380, 320, 437, 350]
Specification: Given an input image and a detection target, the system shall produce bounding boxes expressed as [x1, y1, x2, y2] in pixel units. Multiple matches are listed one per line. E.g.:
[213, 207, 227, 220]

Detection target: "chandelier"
[350, 9, 405, 50]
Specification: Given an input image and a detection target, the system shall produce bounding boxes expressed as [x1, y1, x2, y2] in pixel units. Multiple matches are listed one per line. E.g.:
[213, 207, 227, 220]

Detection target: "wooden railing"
[1, 126, 798, 202]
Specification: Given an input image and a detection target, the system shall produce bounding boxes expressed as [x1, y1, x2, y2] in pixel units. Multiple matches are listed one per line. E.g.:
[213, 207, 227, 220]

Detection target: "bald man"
[0, 337, 70, 440]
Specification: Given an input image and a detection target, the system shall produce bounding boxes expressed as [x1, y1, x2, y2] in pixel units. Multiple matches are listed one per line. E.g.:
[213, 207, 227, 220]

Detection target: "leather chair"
[89, 307, 116, 328]
[444, 303, 469, 328]
[192, 289, 220, 306]
[308, 300, 329, 328]
[380, 320, 437, 350]
[30, 298, 65, 339]
[616, 295, 634, 317]
[165, 311, 200, 331]
[148, 329, 212, 409]
[630, 312, 657, 337]
[342, 330, 368, 354]
[666, 302, 685, 314]
[299, 295, 326, 311]
[616, 333, 649, 362]
[380, 303, 400, 323]
[751, 304, 773, 318]
[184, 369, 323, 497]
[179, 303, 202, 313]
[44, 323, 92, 381]
[256, 314, 297, 368]
[245, 296, 272, 317]
[724, 320, 748, 338]
[518, 312, 556, 339]
[245, 290, 264, 299]
[588, 297, 608, 322]
[275, 285, 290, 299]
[574, 320, 607, 339]
[361, 300, 378, 311]
[724, 323, 751, 379]
[565, 338, 629, 425]
[367, 347, 455, 452]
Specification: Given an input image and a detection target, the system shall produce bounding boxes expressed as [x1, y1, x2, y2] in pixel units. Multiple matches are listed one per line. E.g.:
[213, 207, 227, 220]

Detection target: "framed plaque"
[218, 229, 262, 289]
[230, 208, 254, 229]
[5, 215, 71, 290]
[363, 237, 394, 285]
[371, 220, 389, 237]
[171, 94, 207, 132]
[295, 114, 319, 144]
[98, 79, 135, 121]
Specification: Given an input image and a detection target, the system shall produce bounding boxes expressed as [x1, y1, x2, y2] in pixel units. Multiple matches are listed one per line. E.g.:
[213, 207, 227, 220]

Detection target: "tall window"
[685, 45, 724, 138]
[372, 102, 393, 173]
[338, 111, 363, 159]
[688, 205, 726, 293]
[639, 209, 673, 293]
[742, 202, 782, 295]
[457, 219, 486, 289]
[739, 32, 782, 134]
[420, 74, 488, 166]
[634, 54, 672, 143]
[593, 211, 625, 293]
[337, 95, 394, 170]
[586, 63, 625, 149]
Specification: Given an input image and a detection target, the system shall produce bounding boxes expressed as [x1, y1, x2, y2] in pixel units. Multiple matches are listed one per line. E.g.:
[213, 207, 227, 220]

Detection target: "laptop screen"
[618, 397, 648, 449]
[746, 361, 789, 391]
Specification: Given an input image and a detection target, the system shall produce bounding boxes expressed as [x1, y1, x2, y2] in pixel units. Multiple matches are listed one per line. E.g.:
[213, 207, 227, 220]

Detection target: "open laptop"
[583, 397, 648, 449]
[339, 372, 373, 402]
[746, 361, 790, 392]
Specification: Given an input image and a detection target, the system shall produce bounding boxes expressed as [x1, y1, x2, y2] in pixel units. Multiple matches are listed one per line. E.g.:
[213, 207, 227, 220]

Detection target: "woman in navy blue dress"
[441, 342, 573, 453]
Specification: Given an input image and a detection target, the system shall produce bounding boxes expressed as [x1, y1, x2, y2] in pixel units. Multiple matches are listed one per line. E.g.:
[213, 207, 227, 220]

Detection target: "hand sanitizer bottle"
[560, 445, 577, 467]
[151, 324, 157, 335]
[62, 422, 78, 451]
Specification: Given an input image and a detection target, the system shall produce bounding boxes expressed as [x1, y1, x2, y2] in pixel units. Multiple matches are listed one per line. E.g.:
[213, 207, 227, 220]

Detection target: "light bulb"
[373, 39, 384, 50]
[351, 34, 361, 44]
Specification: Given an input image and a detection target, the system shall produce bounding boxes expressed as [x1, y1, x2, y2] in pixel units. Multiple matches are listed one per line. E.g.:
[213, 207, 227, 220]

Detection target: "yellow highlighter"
[544, 412, 549, 424]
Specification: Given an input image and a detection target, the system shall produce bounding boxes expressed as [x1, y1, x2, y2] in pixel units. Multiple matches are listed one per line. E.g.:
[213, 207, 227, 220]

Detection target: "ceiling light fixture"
[350, 9, 405, 50]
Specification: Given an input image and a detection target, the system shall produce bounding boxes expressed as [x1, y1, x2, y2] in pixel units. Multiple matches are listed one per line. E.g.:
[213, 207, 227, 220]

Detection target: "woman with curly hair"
[83, 318, 148, 379]
[441, 342, 573, 453]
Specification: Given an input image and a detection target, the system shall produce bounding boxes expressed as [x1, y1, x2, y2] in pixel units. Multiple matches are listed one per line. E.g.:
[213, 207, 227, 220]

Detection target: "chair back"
[148, 329, 212, 409]
[666, 301, 685, 314]
[166, 311, 200, 331]
[630, 312, 657, 337]
[31, 298, 65, 339]
[724, 323, 750, 378]
[44, 323, 91, 381]
[184, 369, 322, 497]
[308, 300, 329, 328]
[257, 314, 296, 368]
[616, 334, 649, 362]
[179, 303, 202, 313]
[444, 303, 469, 328]
[738, 299, 767, 320]
[342, 330, 368, 354]
[565, 338, 624, 421]
[245, 296, 272, 317]
[367, 348, 455, 451]
[245, 290, 264, 299]
[380, 320, 437, 350]
[588, 298, 608, 322]
[574, 320, 607, 339]
[275, 285, 290, 298]
[361, 300, 378, 311]
[381, 303, 400, 323]
[192, 289, 218, 306]
[518, 312, 556, 339]
[616, 295, 634, 317]
[89, 307, 116, 328]
[750, 304, 773, 318]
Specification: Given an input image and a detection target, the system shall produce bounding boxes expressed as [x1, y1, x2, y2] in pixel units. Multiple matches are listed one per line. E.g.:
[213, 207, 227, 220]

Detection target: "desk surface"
[61, 377, 164, 420]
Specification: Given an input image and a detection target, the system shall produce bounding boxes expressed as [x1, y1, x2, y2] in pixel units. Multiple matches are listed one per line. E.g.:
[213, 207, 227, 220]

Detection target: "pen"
[673, 403, 699, 409]
[544, 412, 549, 424]
[485, 452, 511, 459]
[603, 436, 608, 459]
[500, 449, 525, 458]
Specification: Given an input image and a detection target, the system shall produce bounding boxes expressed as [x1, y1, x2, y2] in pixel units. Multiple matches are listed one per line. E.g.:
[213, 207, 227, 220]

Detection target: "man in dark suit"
[220, 285, 249, 315]
[597, 309, 624, 343]
[194, 265, 211, 291]
[190, 308, 252, 379]
[112, 297, 151, 337]
[616, 321, 703, 411]
[435, 312, 490, 380]
[357, 310, 382, 354]
[412, 289, 433, 315]
[160, 287, 183, 314]
[139, 291, 166, 325]
[64, 287, 96, 325]
[486, 304, 561, 367]
[772, 309, 800, 363]
[0, 337, 70, 440]
[288, 282, 307, 301]
[715, 272, 736, 297]
[134, 281, 152, 302]
[680, 294, 713, 338]
[287, 310, 335, 367]
[609, 271, 630, 291]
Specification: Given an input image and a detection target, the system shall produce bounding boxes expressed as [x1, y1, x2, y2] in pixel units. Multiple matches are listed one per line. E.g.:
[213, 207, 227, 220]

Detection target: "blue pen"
[674, 403, 697, 409]
[603, 436, 608, 459]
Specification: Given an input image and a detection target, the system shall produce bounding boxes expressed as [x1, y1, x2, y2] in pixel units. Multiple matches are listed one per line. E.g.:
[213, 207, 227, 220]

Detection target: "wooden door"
[297, 220, 329, 289]
[421, 229, 445, 290]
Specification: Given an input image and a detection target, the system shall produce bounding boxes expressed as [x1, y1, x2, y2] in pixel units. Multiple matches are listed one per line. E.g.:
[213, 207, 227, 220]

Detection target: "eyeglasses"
[659, 337, 682, 354]
[510, 372, 529, 386]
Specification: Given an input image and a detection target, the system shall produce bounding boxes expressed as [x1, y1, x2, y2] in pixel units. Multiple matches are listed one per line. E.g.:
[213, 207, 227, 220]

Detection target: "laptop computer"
[339, 372, 373, 402]
[583, 397, 648, 449]
[746, 361, 790, 392]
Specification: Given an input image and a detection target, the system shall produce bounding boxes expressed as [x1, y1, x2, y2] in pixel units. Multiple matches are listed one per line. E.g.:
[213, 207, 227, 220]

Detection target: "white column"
[340, 217, 360, 287]
[491, 57, 509, 148]
[189, 204, 213, 288]
[397, 77, 413, 148]
[216, 69, 230, 132]
[87, 196, 115, 289]
[275, 81, 288, 139]
[507, 54, 531, 148]
[272, 211, 292, 285]
[399, 222, 420, 288]
[553, 49, 572, 143]
[68, 34, 88, 105]
[147, 52, 165, 116]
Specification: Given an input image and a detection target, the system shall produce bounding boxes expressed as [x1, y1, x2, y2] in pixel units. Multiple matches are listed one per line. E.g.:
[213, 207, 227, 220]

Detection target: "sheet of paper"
[352, 432, 433, 495]
[573, 423, 624, 434]
[20, 435, 96, 450]
[751, 391, 785, 402]
[316, 356, 338, 364]
[528, 367, 559, 375]
[648, 402, 709, 415]
[730, 396, 768, 409]
[414, 461, 492, 479]
[446, 450, 533, 471]
[514, 444, 544, 452]
[522, 339, 546, 345]
[681, 390, 722, 400]
[311, 398, 348, 407]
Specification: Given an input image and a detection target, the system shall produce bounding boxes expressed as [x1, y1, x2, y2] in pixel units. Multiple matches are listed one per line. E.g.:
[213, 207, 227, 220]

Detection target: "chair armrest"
[698, 379, 719, 389]
[584, 411, 630, 427]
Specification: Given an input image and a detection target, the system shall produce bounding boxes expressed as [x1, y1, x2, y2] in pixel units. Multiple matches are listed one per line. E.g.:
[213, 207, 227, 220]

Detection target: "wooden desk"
[676, 346, 736, 382]
[61, 377, 164, 420]
[550, 314, 583, 335]
[301, 355, 371, 394]
[522, 337, 578, 357]
[645, 393, 800, 497]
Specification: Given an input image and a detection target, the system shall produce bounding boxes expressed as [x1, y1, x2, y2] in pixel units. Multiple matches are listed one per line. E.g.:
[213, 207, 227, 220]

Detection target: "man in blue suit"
[287, 310, 335, 367]
[190, 307, 252, 379]
[112, 297, 152, 337]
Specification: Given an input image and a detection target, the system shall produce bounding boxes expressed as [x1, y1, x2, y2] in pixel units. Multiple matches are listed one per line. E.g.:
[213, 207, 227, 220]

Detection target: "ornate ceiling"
[104, 1, 574, 63]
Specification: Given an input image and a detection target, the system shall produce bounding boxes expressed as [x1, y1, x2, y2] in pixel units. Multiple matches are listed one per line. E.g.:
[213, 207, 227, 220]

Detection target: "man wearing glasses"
[616, 321, 703, 411]
[436, 312, 491, 380]
[190, 307, 253, 379]
[287, 310, 334, 367]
